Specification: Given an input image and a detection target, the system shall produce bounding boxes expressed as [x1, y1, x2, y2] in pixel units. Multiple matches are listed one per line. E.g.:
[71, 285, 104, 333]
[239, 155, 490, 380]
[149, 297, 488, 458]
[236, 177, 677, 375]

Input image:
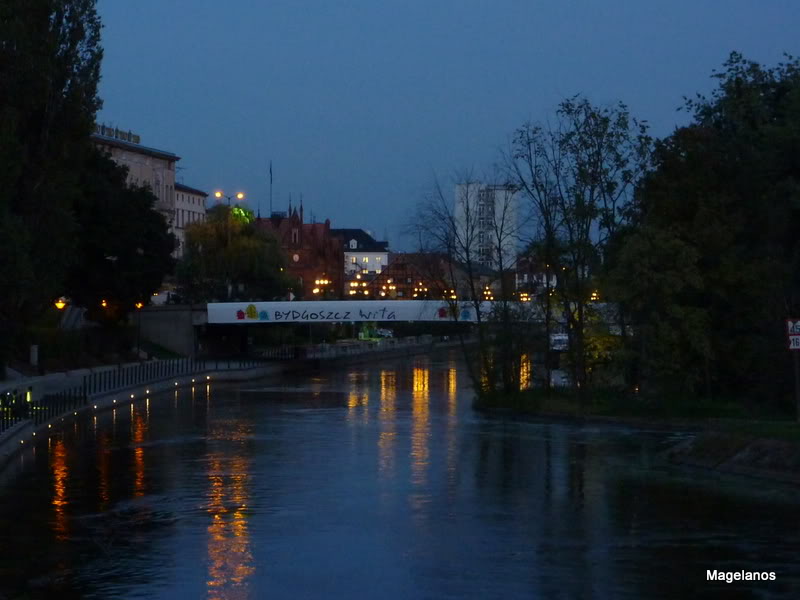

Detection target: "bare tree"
[509, 96, 651, 403]
[408, 171, 529, 397]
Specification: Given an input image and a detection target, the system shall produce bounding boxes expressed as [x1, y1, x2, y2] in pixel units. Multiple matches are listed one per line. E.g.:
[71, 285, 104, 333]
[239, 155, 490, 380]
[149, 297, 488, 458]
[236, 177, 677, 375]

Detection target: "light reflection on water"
[0, 351, 799, 599]
[378, 369, 396, 479]
[51, 438, 68, 541]
[205, 452, 253, 600]
[520, 353, 532, 390]
[132, 408, 146, 498]
[411, 363, 430, 487]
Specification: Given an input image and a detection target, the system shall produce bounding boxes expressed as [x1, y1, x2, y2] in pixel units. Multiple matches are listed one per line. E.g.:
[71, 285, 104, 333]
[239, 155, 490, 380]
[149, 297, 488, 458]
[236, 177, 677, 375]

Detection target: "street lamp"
[54, 297, 67, 310]
[135, 302, 143, 359]
[214, 190, 245, 206]
[214, 189, 246, 299]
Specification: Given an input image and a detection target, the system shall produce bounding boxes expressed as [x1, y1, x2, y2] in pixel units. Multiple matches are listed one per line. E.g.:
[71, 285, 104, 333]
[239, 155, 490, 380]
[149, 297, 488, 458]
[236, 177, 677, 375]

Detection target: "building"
[330, 228, 389, 278]
[92, 125, 179, 226]
[453, 182, 520, 270]
[515, 255, 557, 302]
[93, 125, 206, 258]
[256, 204, 344, 299]
[174, 183, 208, 257]
[359, 253, 447, 300]
[360, 253, 498, 301]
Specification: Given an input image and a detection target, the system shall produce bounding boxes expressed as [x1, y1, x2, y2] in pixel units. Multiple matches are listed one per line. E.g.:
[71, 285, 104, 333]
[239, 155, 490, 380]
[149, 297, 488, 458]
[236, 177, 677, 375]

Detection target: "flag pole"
[269, 160, 273, 217]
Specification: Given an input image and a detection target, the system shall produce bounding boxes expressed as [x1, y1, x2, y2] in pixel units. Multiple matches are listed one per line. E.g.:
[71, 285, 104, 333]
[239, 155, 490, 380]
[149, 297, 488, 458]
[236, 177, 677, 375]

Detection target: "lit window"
[350, 256, 356, 264]
[376, 256, 381, 263]
[362, 256, 369, 263]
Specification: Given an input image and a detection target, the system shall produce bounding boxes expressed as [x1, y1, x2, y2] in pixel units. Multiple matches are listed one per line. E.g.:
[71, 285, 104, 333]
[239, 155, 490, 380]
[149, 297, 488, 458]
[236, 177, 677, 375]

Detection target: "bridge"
[206, 300, 618, 325]
[207, 300, 496, 324]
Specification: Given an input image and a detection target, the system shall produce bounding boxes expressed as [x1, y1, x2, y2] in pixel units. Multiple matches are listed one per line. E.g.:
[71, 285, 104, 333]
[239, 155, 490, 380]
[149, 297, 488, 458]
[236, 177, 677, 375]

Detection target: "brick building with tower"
[256, 204, 344, 299]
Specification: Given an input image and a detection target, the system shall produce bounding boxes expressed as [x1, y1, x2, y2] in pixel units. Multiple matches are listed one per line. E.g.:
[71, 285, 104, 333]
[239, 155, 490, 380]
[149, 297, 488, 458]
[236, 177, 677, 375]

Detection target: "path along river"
[0, 350, 798, 599]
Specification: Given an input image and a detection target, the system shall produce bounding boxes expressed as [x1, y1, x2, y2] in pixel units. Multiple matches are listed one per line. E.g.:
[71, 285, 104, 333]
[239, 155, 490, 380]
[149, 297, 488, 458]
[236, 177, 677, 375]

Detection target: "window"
[349, 239, 357, 249]
[375, 256, 381, 263]
[292, 228, 299, 244]
[362, 256, 369, 263]
[350, 256, 356, 264]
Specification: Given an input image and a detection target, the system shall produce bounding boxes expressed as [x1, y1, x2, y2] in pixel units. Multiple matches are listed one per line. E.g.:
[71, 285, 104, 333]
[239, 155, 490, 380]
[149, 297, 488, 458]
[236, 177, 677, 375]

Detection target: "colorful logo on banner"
[437, 305, 473, 320]
[236, 305, 270, 321]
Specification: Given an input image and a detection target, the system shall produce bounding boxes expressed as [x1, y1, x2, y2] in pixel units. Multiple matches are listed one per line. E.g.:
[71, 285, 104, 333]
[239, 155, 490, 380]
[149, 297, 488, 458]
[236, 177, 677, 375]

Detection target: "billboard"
[206, 300, 488, 324]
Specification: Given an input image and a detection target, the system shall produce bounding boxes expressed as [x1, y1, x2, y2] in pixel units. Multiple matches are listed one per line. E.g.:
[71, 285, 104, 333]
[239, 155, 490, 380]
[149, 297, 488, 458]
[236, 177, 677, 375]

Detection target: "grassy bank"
[476, 387, 800, 442]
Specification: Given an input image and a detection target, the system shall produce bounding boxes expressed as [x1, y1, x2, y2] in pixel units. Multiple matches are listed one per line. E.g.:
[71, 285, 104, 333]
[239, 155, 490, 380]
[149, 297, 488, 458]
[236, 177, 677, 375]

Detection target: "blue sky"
[97, 0, 800, 248]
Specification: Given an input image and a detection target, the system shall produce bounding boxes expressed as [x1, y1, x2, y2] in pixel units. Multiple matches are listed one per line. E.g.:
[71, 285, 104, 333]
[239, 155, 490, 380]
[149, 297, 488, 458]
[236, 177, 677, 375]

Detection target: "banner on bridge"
[207, 300, 490, 324]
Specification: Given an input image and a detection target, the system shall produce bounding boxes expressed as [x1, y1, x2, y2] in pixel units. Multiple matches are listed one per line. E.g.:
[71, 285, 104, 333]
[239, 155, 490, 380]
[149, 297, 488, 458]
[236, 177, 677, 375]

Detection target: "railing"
[260, 346, 296, 360]
[0, 358, 271, 444]
[0, 387, 30, 436]
[306, 335, 434, 359]
[34, 386, 87, 425]
[81, 357, 265, 399]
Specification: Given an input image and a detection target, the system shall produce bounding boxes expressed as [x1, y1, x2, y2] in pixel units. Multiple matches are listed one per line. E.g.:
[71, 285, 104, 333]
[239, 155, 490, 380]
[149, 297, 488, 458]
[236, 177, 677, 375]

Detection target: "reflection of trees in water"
[469, 425, 619, 598]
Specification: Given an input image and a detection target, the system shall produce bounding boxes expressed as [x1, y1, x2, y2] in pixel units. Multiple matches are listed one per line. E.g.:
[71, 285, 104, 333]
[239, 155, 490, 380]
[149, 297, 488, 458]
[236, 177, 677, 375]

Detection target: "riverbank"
[664, 432, 800, 485]
[475, 388, 800, 485]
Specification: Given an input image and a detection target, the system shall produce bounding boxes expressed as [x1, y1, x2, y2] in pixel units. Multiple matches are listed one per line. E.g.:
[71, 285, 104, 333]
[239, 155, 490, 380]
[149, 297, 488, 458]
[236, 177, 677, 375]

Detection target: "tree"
[612, 53, 800, 406]
[64, 148, 176, 322]
[177, 205, 291, 302]
[510, 96, 651, 402]
[0, 0, 103, 374]
[409, 173, 527, 397]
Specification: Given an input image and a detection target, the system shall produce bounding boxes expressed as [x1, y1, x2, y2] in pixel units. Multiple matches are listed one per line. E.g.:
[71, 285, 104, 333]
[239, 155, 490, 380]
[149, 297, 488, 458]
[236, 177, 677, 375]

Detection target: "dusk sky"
[97, 1, 799, 249]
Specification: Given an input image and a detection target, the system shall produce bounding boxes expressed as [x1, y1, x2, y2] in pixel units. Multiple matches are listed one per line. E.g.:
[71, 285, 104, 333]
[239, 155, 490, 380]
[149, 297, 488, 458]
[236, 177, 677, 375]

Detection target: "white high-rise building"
[453, 182, 520, 270]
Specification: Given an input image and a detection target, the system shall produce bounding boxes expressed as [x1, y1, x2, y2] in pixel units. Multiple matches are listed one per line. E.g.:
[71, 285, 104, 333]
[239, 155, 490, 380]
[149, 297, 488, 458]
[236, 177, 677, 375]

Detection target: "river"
[0, 351, 798, 599]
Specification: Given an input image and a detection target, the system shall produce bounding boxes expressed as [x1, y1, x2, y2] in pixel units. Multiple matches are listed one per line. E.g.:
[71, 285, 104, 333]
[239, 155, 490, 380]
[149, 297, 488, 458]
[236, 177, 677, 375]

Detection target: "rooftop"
[330, 228, 389, 252]
[175, 182, 208, 196]
[92, 133, 180, 162]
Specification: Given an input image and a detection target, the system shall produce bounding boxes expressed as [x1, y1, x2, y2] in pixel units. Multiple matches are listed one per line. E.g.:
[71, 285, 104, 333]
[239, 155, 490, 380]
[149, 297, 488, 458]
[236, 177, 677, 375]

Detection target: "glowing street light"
[54, 297, 67, 310]
[135, 301, 144, 358]
[214, 190, 245, 205]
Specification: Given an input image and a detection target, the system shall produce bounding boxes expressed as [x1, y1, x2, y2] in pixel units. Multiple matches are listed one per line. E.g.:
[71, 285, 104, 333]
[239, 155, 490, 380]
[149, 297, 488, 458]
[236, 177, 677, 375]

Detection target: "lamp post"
[214, 190, 245, 299]
[135, 302, 143, 359]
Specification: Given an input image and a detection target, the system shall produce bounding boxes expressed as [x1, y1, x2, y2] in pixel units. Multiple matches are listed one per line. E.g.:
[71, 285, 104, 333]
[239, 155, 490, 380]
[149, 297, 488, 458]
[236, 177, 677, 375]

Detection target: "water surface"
[0, 352, 798, 599]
